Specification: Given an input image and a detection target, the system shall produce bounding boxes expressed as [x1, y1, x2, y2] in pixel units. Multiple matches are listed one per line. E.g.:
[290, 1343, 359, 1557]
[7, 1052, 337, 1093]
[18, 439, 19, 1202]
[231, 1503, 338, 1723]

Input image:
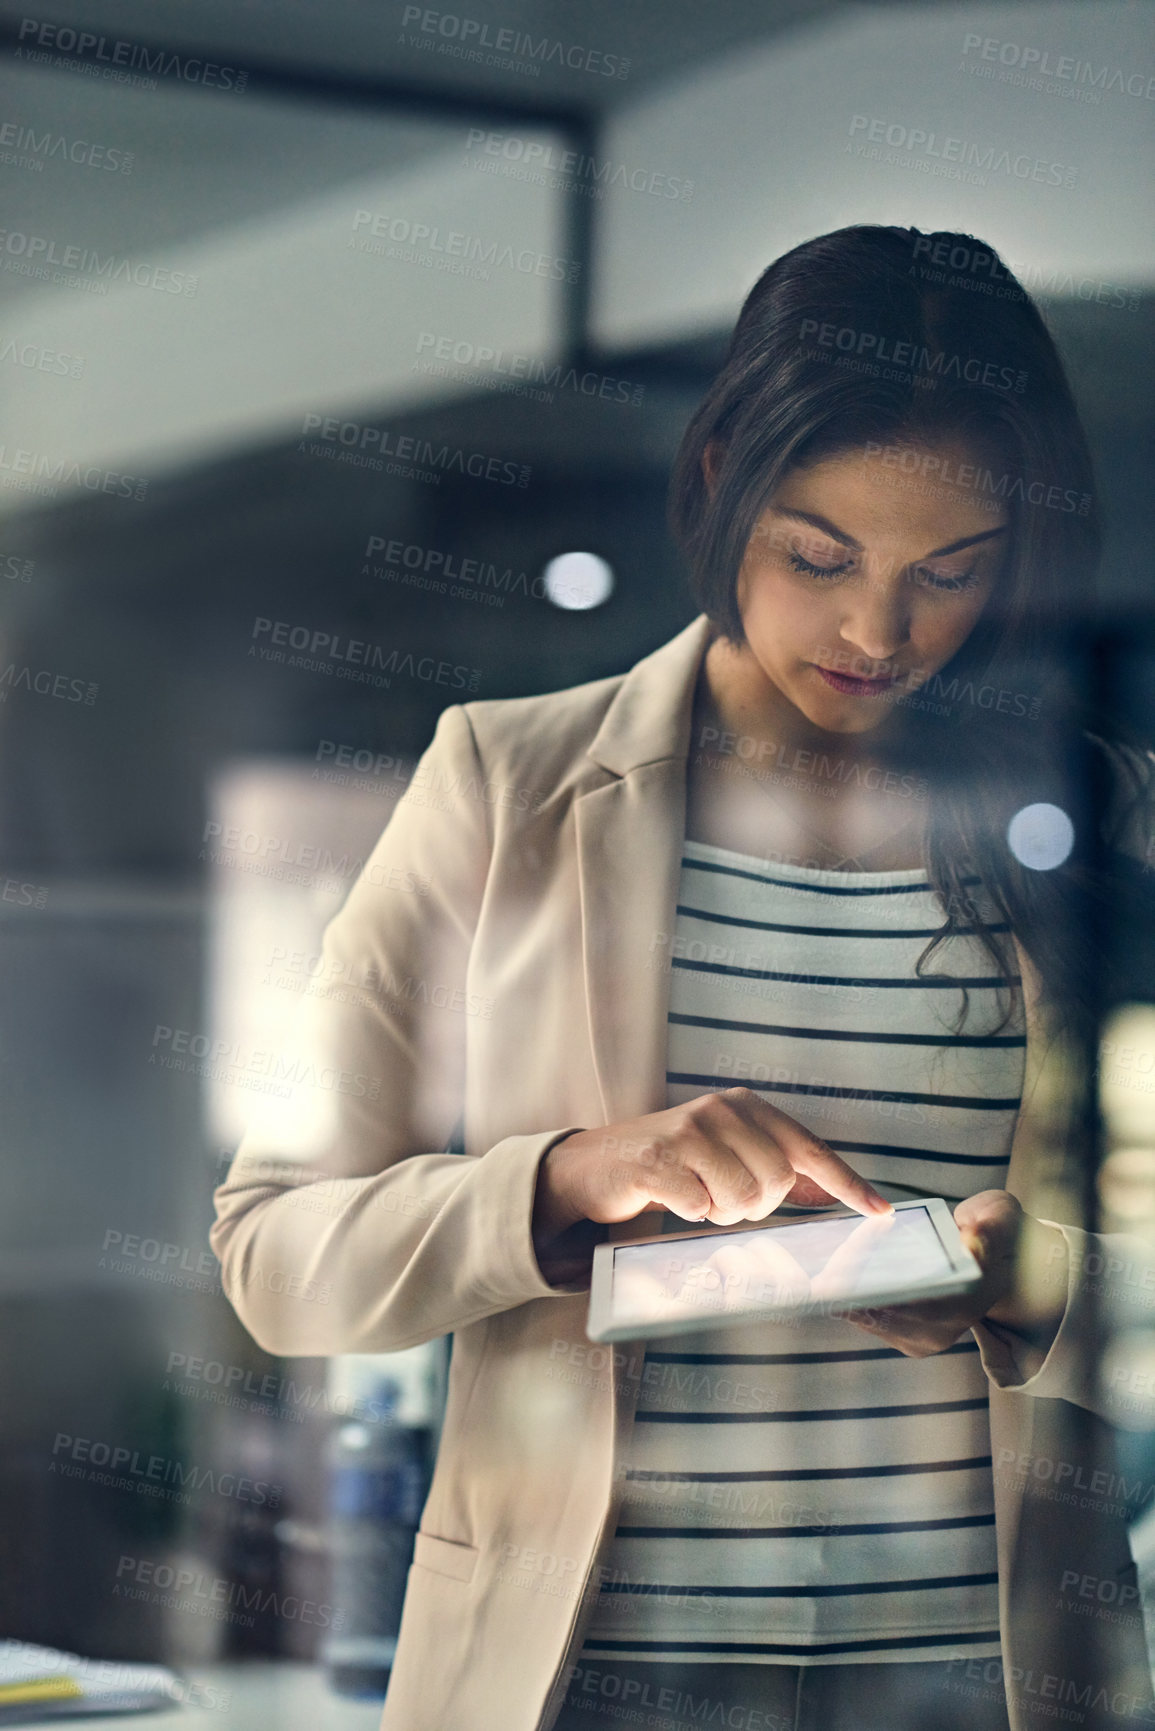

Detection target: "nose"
[837, 578, 911, 673]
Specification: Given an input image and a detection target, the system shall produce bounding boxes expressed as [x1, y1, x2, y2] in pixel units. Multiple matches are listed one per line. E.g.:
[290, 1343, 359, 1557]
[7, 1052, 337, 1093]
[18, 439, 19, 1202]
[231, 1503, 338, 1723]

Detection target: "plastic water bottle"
[323, 1378, 429, 1699]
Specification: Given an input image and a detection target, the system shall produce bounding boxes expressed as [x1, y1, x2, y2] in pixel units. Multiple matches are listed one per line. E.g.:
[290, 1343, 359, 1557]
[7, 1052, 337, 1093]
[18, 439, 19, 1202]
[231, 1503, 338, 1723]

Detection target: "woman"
[212, 226, 1155, 1731]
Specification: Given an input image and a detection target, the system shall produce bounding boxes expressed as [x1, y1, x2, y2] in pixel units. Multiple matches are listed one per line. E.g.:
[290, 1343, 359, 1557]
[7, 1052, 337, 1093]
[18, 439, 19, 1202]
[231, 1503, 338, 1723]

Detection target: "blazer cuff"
[477, 1126, 591, 1307]
[973, 1220, 1091, 1404]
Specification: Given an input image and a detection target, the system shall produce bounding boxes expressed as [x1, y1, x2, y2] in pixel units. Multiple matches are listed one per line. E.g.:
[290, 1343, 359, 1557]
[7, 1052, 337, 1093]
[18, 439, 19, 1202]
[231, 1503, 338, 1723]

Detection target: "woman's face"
[731, 438, 1010, 737]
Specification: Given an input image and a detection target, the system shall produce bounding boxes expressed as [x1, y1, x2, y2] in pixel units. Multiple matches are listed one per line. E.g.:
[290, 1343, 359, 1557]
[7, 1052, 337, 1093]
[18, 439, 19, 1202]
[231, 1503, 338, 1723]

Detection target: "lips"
[814, 665, 903, 697]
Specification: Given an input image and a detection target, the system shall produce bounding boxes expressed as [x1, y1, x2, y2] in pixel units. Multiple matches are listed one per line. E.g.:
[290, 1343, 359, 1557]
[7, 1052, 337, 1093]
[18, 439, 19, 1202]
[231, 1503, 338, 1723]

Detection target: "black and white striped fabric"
[581, 838, 1025, 1666]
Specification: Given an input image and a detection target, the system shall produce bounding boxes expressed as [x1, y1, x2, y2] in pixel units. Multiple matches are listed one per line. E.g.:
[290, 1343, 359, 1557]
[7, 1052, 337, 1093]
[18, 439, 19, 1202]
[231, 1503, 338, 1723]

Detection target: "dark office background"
[0, 0, 1152, 1707]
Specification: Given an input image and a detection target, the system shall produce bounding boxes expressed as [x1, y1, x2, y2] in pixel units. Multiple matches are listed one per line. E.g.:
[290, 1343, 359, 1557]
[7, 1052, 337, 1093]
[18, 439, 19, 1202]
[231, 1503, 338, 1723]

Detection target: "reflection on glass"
[611, 1206, 951, 1328]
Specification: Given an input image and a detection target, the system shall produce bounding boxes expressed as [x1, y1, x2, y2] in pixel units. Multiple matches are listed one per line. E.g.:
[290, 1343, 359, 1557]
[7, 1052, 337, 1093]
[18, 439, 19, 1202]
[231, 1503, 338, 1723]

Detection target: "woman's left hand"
[837, 1190, 1065, 1359]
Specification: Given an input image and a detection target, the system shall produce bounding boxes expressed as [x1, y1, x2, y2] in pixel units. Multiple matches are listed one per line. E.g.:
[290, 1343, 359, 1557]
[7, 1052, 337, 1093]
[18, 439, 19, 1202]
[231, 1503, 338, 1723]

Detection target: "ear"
[701, 440, 723, 501]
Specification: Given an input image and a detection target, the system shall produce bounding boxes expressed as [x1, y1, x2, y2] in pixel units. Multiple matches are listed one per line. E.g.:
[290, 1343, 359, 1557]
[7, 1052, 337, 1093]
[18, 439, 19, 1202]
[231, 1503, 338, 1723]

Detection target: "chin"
[797, 694, 886, 735]
[820, 713, 884, 736]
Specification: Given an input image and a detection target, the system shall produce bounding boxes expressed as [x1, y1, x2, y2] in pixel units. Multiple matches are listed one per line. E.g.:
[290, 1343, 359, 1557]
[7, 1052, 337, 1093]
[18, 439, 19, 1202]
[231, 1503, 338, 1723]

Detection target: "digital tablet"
[586, 1198, 982, 1343]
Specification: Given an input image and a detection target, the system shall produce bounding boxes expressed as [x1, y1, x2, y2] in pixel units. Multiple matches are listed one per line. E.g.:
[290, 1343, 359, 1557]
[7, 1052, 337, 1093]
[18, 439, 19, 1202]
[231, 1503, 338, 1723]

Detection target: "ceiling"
[0, 0, 846, 119]
[0, 0, 854, 302]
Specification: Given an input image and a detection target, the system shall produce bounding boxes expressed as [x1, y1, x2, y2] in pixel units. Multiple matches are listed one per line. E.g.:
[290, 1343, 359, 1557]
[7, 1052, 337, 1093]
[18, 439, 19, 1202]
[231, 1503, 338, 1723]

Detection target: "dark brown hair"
[668, 224, 1150, 1046]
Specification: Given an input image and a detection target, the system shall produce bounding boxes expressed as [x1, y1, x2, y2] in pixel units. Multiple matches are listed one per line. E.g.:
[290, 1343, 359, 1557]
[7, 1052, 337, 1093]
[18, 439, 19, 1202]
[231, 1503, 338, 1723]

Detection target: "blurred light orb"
[1006, 802, 1074, 870]
[542, 551, 614, 611]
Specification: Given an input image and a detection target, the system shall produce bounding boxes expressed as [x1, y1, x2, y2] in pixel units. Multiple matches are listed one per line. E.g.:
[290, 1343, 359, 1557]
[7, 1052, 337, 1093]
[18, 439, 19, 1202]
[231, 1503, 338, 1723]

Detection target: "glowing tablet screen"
[609, 1205, 955, 1329]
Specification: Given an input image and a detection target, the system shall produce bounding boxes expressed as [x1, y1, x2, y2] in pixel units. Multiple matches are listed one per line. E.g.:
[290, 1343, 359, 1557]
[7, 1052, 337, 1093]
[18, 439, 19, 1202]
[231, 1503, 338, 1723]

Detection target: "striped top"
[580, 838, 1025, 1667]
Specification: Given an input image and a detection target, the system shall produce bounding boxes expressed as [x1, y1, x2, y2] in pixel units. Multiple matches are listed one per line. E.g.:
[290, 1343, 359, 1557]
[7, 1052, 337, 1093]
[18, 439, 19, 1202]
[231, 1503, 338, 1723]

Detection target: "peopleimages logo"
[847, 115, 1078, 189]
[114, 1554, 341, 1630]
[15, 19, 249, 91]
[350, 209, 580, 283]
[0, 661, 98, 705]
[413, 331, 646, 408]
[0, 337, 84, 378]
[363, 533, 547, 605]
[908, 235, 1142, 315]
[298, 412, 530, 489]
[0, 227, 197, 294]
[164, 1352, 395, 1423]
[961, 33, 1155, 101]
[51, 1433, 281, 1507]
[862, 441, 1091, 516]
[0, 444, 146, 500]
[0, 120, 134, 174]
[246, 614, 483, 693]
[150, 1022, 381, 1101]
[398, 7, 629, 79]
[464, 129, 695, 201]
[0, 1643, 227, 1715]
[798, 318, 1025, 393]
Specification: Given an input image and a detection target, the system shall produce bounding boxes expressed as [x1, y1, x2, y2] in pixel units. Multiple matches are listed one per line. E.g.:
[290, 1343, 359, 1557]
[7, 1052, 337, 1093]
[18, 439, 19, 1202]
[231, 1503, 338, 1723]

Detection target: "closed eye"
[787, 551, 854, 579]
[915, 566, 980, 593]
[788, 550, 982, 593]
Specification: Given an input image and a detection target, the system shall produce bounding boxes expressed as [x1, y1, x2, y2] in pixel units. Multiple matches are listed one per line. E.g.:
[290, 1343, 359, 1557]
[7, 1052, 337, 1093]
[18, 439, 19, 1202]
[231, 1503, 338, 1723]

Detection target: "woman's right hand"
[532, 1088, 893, 1257]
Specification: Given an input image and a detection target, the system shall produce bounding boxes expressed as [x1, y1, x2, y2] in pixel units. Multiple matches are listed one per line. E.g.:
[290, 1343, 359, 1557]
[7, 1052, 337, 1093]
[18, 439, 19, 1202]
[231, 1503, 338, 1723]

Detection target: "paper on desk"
[0, 1640, 189, 1722]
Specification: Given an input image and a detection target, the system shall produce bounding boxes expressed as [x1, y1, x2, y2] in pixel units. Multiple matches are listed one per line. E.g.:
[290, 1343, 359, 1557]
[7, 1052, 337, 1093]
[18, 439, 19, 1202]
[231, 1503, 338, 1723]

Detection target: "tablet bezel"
[586, 1197, 982, 1344]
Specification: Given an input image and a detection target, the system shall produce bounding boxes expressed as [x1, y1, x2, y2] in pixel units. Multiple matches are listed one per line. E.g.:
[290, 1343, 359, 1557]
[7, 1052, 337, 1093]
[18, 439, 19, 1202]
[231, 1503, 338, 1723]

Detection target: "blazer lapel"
[571, 614, 714, 1245]
[574, 761, 688, 1129]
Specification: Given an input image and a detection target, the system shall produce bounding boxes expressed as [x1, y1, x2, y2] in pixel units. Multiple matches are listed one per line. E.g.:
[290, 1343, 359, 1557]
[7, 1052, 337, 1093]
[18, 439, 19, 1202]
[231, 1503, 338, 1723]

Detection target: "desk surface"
[14, 1663, 387, 1730]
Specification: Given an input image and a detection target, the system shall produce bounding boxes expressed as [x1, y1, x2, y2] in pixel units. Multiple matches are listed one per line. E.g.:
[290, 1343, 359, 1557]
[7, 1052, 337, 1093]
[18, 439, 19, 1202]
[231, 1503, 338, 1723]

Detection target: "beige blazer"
[212, 614, 1155, 1731]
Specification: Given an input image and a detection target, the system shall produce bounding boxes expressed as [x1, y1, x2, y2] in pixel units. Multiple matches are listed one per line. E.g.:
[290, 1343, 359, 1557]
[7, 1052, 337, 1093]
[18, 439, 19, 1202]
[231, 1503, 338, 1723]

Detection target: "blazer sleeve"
[209, 703, 586, 1358]
[974, 1222, 1155, 1428]
[972, 734, 1155, 1423]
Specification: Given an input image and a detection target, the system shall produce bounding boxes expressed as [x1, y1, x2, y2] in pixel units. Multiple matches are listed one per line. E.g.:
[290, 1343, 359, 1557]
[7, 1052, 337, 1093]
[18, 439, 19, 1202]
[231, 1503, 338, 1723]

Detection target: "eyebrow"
[769, 506, 1009, 559]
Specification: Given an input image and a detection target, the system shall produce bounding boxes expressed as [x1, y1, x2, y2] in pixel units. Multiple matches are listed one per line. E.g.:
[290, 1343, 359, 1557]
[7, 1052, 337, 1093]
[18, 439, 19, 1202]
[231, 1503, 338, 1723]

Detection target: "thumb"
[953, 1191, 1020, 1267]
